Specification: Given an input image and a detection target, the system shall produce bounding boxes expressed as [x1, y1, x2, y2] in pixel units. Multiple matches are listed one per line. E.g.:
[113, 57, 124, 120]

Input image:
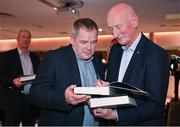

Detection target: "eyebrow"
[109, 24, 122, 28]
[79, 40, 97, 43]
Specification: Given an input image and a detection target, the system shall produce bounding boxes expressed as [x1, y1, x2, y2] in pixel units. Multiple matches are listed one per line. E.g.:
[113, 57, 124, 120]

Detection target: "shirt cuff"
[113, 109, 119, 121]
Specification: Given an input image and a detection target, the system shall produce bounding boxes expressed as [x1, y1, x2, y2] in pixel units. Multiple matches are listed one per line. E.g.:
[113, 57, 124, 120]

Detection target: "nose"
[112, 28, 119, 39]
[87, 42, 92, 49]
[23, 37, 29, 42]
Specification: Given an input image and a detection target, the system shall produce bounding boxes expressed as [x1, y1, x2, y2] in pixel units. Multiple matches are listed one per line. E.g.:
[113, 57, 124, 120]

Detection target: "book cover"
[20, 74, 36, 82]
[88, 95, 137, 108]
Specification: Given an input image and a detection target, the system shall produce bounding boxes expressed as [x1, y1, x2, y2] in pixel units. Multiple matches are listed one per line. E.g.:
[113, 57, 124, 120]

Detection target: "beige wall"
[154, 32, 180, 50]
[0, 32, 180, 52]
[0, 35, 113, 52]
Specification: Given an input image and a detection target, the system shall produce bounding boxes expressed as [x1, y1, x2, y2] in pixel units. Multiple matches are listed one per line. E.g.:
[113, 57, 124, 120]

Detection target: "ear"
[131, 15, 138, 28]
[70, 34, 75, 45]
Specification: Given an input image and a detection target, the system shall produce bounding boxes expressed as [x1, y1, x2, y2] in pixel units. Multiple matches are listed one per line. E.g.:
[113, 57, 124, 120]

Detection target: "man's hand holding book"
[92, 80, 118, 121]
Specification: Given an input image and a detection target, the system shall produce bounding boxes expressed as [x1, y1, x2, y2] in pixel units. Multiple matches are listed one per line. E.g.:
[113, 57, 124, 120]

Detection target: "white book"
[20, 74, 36, 82]
[74, 87, 110, 95]
[88, 95, 137, 108]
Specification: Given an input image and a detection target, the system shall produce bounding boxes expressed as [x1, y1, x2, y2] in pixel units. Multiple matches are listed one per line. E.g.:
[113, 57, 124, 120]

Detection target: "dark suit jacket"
[0, 48, 40, 112]
[29, 45, 105, 126]
[106, 33, 170, 125]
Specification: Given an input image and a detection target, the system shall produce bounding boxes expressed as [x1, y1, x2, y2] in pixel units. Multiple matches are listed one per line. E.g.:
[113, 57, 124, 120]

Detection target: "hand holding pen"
[96, 74, 109, 87]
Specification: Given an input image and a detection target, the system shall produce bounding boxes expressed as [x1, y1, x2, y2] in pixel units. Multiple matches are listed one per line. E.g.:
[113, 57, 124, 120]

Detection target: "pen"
[97, 74, 103, 85]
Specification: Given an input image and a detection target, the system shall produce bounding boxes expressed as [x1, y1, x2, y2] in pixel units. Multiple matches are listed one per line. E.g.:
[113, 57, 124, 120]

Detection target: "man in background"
[0, 29, 40, 126]
[93, 3, 170, 125]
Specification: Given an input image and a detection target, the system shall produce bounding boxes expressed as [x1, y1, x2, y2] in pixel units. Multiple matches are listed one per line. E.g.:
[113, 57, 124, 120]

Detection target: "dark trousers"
[2, 98, 38, 126]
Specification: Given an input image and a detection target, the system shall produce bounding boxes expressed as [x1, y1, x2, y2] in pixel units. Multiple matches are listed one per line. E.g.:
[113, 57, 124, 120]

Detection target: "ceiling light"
[166, 13, 180, 20]
[39, 0, 84, 18]
[69, 7, 79, 17]
[98, 28, 103, 32]
[71, 8, 76, 13]
[53, 7, 58, 11]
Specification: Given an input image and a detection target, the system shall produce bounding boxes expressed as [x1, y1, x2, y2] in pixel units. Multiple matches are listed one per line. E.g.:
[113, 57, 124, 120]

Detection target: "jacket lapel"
[106, 44, 123, 82]
[123, 35, 146, 82]
[65, 45, 82, 87]
[14, 49, 24, 75]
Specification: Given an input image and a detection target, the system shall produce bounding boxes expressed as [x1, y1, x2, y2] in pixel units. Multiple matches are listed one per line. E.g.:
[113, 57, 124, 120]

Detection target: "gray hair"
[17, 29, 31, 38]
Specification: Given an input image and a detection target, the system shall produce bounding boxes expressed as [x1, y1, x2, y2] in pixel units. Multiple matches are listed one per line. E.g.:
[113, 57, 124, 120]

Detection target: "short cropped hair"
[17, 29, 31, 38]
[72, 18, 98, 37]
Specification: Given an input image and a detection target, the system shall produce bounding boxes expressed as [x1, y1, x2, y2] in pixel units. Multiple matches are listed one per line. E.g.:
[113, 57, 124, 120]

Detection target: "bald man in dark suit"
[93, 3, 170, 126]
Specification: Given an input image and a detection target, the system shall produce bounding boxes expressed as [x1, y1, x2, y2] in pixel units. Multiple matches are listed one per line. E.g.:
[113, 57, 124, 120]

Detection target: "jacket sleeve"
[0, 53, 15, 88]
[29, 51, 73, 112]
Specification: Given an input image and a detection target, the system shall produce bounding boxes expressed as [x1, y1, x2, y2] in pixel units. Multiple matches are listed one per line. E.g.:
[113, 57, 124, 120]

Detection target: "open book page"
[74, 81, 149, 98]
[109, 81, 149, 98]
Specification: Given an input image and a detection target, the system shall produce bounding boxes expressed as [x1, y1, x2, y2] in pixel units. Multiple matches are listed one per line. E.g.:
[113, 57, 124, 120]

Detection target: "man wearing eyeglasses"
[29, 18, 105, 126]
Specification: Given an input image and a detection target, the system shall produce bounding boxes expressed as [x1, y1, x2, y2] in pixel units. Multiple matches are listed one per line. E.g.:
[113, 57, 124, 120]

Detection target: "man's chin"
[22, 45, 29, 48]
[82, 55, 92, 61]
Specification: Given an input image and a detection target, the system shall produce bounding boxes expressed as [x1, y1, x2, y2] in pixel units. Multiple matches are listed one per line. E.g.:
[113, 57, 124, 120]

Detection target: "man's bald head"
[106, 3, 139, 47]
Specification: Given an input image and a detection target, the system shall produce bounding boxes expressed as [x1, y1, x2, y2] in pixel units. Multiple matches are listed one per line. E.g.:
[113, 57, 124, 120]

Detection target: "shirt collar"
[75, 54, 93, 63]
[17, 48, 29, 55]
[122, 32, 142, 52]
